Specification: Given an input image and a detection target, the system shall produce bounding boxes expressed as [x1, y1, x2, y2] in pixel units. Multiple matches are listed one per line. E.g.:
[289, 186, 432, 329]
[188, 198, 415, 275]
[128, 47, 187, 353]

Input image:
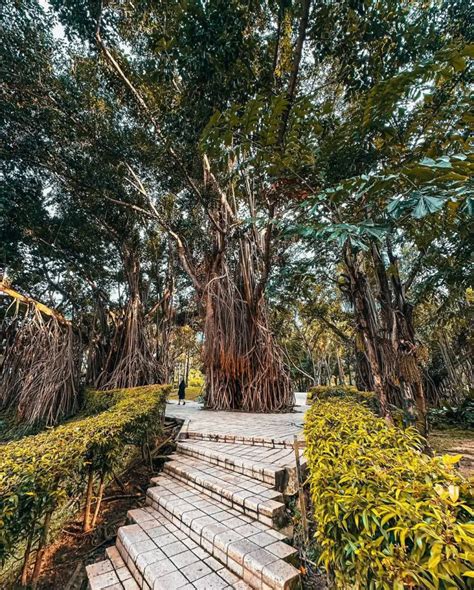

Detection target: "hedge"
[304, 391, 474, 589]
[307, 384, 377, 407]
[0, 384, 169, 569]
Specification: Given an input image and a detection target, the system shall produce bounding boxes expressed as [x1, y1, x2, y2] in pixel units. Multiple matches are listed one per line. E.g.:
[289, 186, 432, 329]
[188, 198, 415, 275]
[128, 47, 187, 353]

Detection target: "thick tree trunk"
[342, 241, 428, 434]
[354, 349, 373, 391]
[384, 240, 428, 434]
[343, 245, 393, 423]
[91, 247, 161, 390]
[202, 247, 293, 412]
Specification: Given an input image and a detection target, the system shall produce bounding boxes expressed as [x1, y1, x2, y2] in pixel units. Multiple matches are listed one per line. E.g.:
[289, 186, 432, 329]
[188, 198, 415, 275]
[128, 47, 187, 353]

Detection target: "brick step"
[86, 546, 139, 590]
[176, 441, 298, 492]
[146, 475, 300, 590]
[119, 507, 252, 590]
[163, 454, 286, 527]
[181, 431, 298, 449]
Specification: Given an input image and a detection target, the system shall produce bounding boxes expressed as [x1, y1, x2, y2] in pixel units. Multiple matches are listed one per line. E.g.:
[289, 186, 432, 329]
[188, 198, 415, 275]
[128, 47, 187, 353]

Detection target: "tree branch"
[277, 0, 312, 145]
[94, 12, 224, 236]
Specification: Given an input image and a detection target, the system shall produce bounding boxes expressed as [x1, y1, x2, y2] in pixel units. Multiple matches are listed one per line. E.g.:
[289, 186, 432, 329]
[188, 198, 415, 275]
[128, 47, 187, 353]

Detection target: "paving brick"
[86, 560, 114, 577]
[262, 559, 302, 590]
[193, 572, 229, 589]
[88, 569, 120, 590]
[171, 549, 200, 568]
[153, 570, 188, 590]
[181, 560, 213, 581]
[87, 399, 306, 590]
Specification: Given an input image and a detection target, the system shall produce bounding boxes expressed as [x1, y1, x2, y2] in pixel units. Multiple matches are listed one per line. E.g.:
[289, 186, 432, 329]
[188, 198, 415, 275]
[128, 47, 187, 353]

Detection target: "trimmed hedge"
[304, 393, 474, 589]
[307, 384, 377, 407]
[0, 384, 169, 564]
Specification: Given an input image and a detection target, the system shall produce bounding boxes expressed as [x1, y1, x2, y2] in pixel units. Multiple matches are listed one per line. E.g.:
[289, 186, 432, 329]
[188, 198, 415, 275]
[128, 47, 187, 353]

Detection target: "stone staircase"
[86, 429, 303, 590]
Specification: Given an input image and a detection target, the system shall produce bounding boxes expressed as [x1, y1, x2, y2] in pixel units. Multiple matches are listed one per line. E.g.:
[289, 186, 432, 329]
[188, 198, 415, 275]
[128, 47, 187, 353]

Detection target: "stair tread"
[178, 440, 299, 470]
[118, 508, 252, 590]
[182, 431, 300, 449]
[166, 454, 282, 498]
[146, 475, 300, 590]
[86, 550, 139, 590]
[176, 442, 286, 489]
[163, 454, 285, 522]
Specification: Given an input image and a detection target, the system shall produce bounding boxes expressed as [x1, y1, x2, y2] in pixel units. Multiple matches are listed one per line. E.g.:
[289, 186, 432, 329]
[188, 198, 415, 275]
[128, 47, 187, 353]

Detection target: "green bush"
[304, 394, 474, 589]
[188, 369, 205, 388]
[0, 384, 169, 564]
[307, 384, 378, 409]
[429, 399, 474, 430]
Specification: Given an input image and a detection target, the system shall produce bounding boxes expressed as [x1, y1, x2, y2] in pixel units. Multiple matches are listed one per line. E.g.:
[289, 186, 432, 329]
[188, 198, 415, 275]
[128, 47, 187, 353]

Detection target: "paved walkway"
[86, 394, 308, 590]
[166, 393, 307, 446]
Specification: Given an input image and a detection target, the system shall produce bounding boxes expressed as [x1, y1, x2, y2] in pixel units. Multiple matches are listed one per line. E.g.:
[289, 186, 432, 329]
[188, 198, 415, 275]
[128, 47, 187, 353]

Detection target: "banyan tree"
[86, 0, 314, 412]
[341, 242, 429, 434]
[103, 154, 294, 412]
[84, 232, 163, 391]
[0, 281, 81, 425]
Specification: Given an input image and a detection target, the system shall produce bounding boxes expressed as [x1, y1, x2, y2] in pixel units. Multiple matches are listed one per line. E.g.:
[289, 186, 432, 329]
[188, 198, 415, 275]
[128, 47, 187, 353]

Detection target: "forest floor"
[430, 428, 474, 477]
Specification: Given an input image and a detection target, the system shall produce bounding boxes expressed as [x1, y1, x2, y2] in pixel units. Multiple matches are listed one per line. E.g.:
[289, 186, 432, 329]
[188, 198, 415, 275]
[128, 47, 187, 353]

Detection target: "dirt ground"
[430, 428, 474, 477]
[35, 463, 153, 590]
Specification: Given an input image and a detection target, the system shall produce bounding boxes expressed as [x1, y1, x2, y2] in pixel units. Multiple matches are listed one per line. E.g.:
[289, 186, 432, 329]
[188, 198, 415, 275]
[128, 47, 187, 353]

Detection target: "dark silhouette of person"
[178, 379, 186, 405]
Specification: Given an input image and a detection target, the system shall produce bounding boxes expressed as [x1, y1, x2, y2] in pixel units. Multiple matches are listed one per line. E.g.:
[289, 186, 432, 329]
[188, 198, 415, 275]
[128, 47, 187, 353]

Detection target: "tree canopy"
[0, 0, 472, 423]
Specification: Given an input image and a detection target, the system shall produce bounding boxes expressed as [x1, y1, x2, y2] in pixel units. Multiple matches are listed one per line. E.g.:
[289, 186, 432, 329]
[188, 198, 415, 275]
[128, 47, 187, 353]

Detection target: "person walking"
[178, 379, 186, 405]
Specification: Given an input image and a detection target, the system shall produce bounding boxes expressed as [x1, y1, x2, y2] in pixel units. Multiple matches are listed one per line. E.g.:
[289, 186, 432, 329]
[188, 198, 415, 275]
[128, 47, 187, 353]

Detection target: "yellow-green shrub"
[0, 384, 169, 563]
[304, 396, 474, 589]
[307, 384, 377, 408]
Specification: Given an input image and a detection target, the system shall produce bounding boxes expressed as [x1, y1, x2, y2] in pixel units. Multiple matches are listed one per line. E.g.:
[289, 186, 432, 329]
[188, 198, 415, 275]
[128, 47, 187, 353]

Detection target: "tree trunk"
[384, 239, 428, 434]
[91, 474, 106, 529]
[202, 243, 293, 412]
[342, 240, 428, 434]
[93, 247, 160, 390]
[20, 527, 35, 586]
[343, 244, 393, 423]
[31, 510, 53, 589]
[83, 467, 94, 533]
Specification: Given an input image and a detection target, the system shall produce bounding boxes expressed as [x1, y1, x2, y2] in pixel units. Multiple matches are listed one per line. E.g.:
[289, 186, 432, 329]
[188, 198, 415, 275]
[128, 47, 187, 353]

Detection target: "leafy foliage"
[0, 384, 169, 564]
[304, 394, 474, 589]
[429, 399, 474, 430]
[307, 384, 377, 409]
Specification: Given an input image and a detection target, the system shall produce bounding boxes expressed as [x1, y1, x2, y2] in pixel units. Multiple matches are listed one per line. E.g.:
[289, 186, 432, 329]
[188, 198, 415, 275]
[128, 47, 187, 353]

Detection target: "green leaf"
[412, 196, 445, 219]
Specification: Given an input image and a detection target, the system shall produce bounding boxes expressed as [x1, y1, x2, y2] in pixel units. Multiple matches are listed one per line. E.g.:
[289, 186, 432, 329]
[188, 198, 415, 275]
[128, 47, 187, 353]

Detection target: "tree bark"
[342, 240, 428, 433]
[202, 245, 293, 412]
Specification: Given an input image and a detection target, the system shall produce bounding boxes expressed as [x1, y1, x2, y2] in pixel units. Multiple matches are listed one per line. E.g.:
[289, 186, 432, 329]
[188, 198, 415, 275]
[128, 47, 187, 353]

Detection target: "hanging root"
[92, 296, 160, 390]
[203, 270, 293, 412]
[0, 303, 80, 426]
